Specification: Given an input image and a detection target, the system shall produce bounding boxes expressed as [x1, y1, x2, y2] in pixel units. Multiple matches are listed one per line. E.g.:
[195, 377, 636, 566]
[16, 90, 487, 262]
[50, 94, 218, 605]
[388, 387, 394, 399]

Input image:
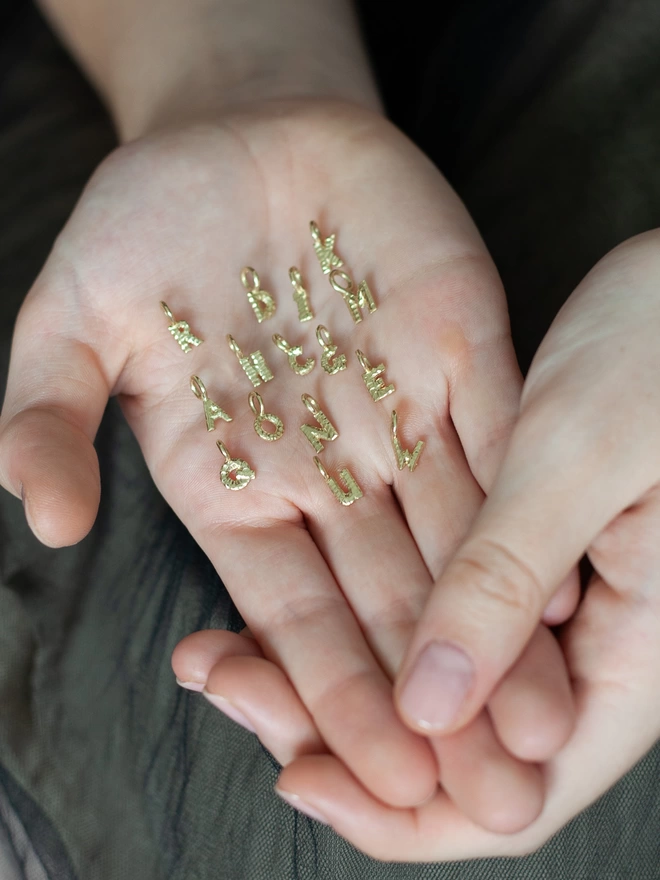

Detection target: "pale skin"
[175, 231, 660, 860]
[0, 0, 582, 845]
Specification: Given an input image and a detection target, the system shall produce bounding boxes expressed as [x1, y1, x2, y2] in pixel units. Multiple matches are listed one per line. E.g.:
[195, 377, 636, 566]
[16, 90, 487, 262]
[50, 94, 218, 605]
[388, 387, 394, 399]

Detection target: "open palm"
[0, 98, 577, 825]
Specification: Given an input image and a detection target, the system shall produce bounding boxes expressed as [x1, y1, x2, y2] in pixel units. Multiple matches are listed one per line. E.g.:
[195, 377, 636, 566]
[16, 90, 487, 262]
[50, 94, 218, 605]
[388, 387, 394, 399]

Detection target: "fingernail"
[398, 640, 474, 731]
[275, 788, 330, 826]
[176, 677, 205, 693]
[203, 690, 257, 733]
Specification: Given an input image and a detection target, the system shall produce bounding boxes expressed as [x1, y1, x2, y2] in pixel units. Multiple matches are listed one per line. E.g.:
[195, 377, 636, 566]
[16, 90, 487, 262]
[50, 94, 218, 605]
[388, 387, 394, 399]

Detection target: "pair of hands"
[2, 97, 660, 862]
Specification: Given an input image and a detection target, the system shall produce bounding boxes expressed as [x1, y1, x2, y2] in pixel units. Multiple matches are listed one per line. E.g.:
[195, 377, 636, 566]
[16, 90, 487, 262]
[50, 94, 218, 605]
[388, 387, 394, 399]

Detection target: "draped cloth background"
[1, 1, 660, 877]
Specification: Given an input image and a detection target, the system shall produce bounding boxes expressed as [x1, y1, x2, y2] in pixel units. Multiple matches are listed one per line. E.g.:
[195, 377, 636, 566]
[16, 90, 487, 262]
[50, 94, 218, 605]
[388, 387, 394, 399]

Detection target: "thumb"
[0, 281, 113, 547]
[393, 399, 652, 736]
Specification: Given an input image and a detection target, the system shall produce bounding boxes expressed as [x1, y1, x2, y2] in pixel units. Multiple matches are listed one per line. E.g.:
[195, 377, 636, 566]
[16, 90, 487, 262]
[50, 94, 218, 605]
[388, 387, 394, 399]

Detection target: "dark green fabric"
[1, 2, 660, 878]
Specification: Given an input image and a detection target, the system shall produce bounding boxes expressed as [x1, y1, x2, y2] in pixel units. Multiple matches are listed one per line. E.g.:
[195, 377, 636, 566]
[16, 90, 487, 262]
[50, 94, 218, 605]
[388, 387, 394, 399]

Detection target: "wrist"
[38, 0, 382, 142]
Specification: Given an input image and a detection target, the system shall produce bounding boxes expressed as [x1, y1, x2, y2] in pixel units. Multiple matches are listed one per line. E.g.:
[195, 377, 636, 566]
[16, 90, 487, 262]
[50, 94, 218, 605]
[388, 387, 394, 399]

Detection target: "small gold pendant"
[310, 220, 343, 274]
[289, 267, 313, 322]
[190, 375, 232, 430]
[300, 393, 338, 453]
[391, 410, 424, 472]
[356, 350, 395, 402]
[249, 391, 284, 441]
[314, 457, 363, 506]
[161, 302, 203, 353]
[316, 325, 347, 375]
[241, 267, 276, 323]
[216, 439, 255, 491]
[227, 334, 274, 387]
[272, 334, 315, 376]
[329, 271, 377, 324]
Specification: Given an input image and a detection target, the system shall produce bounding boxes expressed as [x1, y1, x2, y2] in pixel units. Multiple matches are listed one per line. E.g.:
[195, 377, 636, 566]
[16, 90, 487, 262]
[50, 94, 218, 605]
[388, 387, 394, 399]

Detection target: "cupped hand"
[0, 97, 572, 816]
[234, 229, 660, 860]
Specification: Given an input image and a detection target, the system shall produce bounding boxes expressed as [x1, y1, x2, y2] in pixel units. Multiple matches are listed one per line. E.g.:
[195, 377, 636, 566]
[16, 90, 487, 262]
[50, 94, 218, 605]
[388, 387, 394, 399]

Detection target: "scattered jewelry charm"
[310, 220, 343, 274]
[391, 410, 424, 472]
[249, 391, 284, 442]
[300, 393, 338, 453]
[356, 349, 395, 402]
[272, 334, 315, 376]
[316, 325, 347, 375]
[313, 457, 363, 506]
[216, 439, 255, 491]
[190, 375, 232, 430]
[161, 302, 203, 353]
[289, 267, 314, 322]
[227, 334, 274, 387]
[241, 267, 276, 323]
[329, 270, 377, 324]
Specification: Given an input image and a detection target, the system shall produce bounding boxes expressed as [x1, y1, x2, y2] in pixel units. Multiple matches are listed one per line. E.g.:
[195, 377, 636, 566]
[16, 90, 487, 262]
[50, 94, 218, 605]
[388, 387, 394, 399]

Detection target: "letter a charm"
[356, 349, 395, 402]
[391, 410, 424, 472]
[300, 394, 338, 452]
[314, 457, 363, 506]
[241, 267, 276, 323]
[190, 375, 232, 430]
[161, 302, 203, 353]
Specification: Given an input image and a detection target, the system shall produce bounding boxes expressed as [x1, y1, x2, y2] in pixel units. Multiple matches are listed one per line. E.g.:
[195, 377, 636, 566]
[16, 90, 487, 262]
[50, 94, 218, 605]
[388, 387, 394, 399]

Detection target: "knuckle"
[455, 539, 545, 618]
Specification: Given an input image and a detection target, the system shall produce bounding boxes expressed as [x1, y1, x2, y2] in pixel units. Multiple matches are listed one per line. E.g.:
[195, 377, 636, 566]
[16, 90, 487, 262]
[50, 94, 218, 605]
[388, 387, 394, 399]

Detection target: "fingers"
[194, 521, 438, 808]
[393, 396, 645, 738]
[390, 413, 485, 580]
[487, 624, 574, 761]
[305, 486, 433, 680]
[541, 568, 581, 625]
[205, 655, 326, 765]
[0, 283, 121, 546]
[172, 628, 262, 691]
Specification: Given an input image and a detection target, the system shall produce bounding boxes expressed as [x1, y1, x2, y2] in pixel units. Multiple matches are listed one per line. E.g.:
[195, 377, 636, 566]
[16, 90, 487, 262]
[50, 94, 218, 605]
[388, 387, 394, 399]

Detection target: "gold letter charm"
[300, 393, 338, 453]
[289, 267, 313, 322]
[227, 335, 274, 387]
[161, 302, 203, 353]
[329, 271, 377, 324]
[356, 350, 395, 402]
[316, 325, 347, 375]
[391, 410, 424, 472]
[310, 220, 343, 274]
[272, 334, 315, 376]
[241, 267, 276, 323]
[314, 457, 363, 506]
[190, 375, 232, 430]
[249, 391, 284, 442]
[216, 439, 255, 491]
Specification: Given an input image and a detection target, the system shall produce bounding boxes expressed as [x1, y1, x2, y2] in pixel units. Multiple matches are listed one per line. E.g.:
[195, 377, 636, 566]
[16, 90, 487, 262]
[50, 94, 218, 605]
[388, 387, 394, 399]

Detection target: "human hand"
[232, 230, 660, 859]
[0, 88, 580, 815]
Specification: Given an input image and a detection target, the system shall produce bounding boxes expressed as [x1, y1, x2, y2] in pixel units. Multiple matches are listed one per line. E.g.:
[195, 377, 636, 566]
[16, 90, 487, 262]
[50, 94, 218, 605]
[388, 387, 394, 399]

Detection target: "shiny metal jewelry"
[249, 391, 284, 441]
[190, 375, 232, 430]
[161, 301, 203, 353]
[329, 271, 377, 324]
[300, 393, 338, 453]
[227, 334, 274, 387]
[391, 410, 424, 472]
[356, 349, 395, 402]
[241, 267, 276, 323]
[316, 325, 347, 375]
[272, 333, 315, 375]
[216, 439, 255, 491]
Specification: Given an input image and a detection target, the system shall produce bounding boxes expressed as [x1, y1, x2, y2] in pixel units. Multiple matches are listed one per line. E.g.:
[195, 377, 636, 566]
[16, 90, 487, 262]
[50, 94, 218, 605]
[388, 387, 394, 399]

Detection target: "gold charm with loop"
[310, 220, 343, 274]
[329, 270, 377, 324]
[272, 334, 315, 376]
[241, 267, 276, 323]
[316, 325, 347, 375]
[227, 334, 274, 387]
[313, 457, 363, 506]
[190, 375, 232, 430]
[161, 301, 203, 353]
[216, 439, 255, 491]
[300, 393, 338, 452]
[249, 391, 284, 442]
[391, 410, 424, 472]
[289, 267, 313, 323]
[356, 349, 395, 402]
